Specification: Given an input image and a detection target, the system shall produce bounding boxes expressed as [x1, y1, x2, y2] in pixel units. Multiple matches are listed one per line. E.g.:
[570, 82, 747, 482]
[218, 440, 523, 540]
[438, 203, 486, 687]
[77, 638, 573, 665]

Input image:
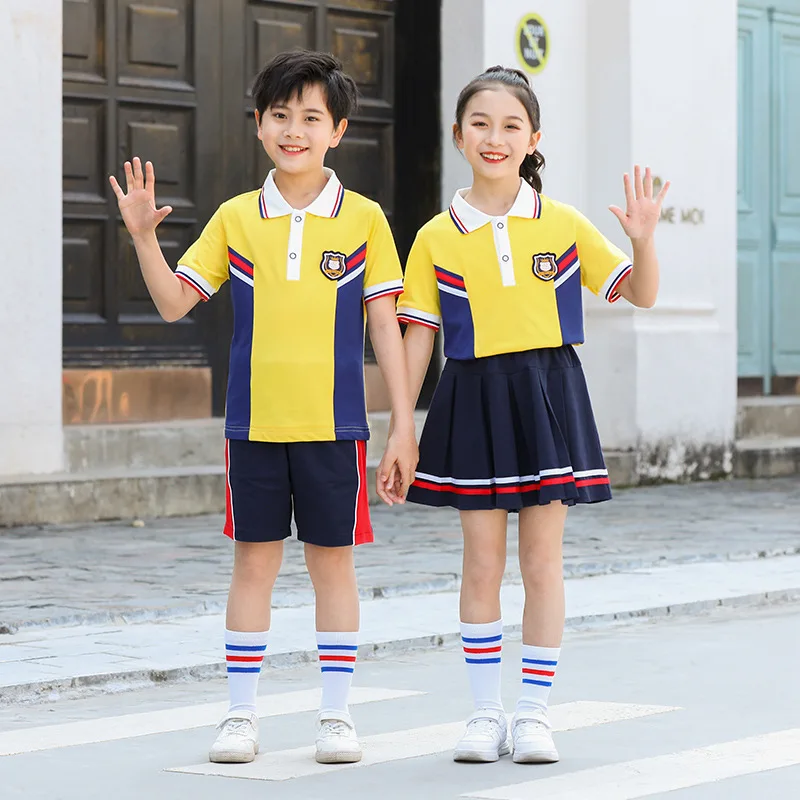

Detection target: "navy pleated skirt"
[407, 346, 612, 511]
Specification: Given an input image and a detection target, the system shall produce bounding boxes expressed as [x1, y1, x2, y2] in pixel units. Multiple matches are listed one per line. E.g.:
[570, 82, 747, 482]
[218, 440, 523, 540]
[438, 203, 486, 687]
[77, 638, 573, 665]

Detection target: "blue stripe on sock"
[226, 644, 267, 652]
[461, 634, 503, 644]
[522, 658, 558, 666]
[465, 657, 502, 664]
[522, 678, 553, 686]
[321, 666, 355, 673]
[317, 644, 358, 651]
[227, 667, 262, 673]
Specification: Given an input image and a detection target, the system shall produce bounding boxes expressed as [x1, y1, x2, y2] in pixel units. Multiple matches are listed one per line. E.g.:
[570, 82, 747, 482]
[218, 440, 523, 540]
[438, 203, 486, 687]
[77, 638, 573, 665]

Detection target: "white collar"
[258, 168, 345, 219]
[448, 179, 542, 233]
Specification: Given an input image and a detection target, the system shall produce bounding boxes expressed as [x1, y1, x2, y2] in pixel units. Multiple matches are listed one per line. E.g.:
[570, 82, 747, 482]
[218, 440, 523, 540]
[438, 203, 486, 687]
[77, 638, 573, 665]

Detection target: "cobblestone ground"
[1, 478, 798, 631]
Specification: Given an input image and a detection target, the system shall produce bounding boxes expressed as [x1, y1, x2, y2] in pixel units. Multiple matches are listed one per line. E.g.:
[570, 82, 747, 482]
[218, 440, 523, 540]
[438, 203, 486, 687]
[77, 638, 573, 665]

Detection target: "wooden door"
[62, 0, 222, 371]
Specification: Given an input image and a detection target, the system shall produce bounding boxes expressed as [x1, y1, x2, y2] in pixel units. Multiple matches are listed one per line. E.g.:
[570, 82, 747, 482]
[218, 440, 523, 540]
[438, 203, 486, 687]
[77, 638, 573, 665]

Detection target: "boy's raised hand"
[608, 165, 670, 242]
[109, 157, 173, 236]
[376, 428, 419, 507]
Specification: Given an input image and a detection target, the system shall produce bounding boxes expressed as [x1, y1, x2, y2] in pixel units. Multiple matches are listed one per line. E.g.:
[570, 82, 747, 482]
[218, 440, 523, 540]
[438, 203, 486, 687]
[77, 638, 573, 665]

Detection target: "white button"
[497, 222, 504, 229]
[502, 255, 509, 262]
[295, 216, 302, 222]
[290, 253, 297, 259]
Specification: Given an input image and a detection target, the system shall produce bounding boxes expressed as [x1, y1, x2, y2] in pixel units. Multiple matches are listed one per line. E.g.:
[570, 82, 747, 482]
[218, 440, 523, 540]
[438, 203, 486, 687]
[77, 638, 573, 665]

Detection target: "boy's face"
[256, 83, 348, 175]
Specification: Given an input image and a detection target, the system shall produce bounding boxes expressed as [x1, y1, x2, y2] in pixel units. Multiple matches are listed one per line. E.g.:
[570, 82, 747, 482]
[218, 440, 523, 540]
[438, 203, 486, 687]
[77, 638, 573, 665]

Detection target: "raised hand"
[109, 157, 173, 236]
[609, 165, 670, 242]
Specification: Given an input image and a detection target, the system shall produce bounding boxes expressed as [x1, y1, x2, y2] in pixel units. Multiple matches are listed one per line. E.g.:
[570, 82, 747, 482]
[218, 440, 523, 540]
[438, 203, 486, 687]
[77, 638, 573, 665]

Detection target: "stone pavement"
[0, 478, 798, 633]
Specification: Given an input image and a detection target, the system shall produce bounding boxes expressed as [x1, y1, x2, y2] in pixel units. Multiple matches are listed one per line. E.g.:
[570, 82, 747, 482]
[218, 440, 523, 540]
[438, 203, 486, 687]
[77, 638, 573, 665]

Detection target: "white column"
[0, 2, 64, 475]
[582, 0, 739, 479]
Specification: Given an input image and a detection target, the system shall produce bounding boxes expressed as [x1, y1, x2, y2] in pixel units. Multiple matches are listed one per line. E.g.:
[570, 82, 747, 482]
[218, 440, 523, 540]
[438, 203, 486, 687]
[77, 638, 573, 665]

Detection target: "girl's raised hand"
[109, 157, 173, 237]
[609, 165, 669, 242]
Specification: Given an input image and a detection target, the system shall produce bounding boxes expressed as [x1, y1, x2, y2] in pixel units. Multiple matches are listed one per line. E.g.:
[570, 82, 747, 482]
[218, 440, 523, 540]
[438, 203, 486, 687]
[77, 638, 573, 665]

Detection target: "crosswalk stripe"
[0, 686, 422, 757]
[168, 701, 678, 782]
[461, 727, 800, 800]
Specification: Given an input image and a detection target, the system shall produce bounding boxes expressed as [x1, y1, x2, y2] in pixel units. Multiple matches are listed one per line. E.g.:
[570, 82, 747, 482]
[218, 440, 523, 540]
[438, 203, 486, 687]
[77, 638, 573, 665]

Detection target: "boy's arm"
[366, 295, 418, 504]
[110, 157, 200, 322]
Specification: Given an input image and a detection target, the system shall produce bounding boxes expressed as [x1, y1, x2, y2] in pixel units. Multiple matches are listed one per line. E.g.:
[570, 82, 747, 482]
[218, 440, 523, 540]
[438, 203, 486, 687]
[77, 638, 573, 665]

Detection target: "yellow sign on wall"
[515, 13, 549, 75]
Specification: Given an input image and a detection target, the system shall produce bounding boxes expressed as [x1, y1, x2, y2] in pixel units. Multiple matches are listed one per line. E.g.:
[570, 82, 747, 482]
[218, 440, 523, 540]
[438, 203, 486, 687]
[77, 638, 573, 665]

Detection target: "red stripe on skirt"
[354, 440, 373, 545]
[223, 440, 235, 539]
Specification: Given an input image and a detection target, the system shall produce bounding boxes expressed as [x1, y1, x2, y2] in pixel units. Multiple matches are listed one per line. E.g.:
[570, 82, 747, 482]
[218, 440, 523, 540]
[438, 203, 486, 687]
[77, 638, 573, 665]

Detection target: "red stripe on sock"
[319, 655, 357, 662]
[226, 655, 263, 663]
[522, 668, 556, 676]
[463, 646, 502, 654]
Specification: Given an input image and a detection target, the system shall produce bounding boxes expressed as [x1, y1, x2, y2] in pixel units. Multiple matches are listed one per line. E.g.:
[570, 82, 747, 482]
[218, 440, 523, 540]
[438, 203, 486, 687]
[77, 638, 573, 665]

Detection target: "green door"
[738, 2, 800, 391]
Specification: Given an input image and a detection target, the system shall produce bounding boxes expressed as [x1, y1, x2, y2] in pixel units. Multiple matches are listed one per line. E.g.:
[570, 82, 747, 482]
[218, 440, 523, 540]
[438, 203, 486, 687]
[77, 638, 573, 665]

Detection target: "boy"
[110, 51, 418, 764]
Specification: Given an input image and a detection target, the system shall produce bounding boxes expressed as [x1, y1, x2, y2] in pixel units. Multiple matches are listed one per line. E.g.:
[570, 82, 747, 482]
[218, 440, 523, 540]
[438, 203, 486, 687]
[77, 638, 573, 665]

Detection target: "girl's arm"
[403, 323, 436, 409]
[609, 165, 670, 309]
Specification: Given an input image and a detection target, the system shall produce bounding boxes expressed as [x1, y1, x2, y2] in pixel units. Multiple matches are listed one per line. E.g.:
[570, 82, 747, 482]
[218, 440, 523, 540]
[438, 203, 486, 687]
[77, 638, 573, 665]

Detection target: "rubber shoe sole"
[512, 746, 559, 764]
[315, 747, 362, 764]
[454, 740, 511, 763]
[209, 743, 259, 763]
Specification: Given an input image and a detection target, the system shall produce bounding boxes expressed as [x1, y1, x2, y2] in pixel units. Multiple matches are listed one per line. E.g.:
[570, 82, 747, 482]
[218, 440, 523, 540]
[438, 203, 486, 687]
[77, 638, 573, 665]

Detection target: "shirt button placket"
[288, 210, 305, 280]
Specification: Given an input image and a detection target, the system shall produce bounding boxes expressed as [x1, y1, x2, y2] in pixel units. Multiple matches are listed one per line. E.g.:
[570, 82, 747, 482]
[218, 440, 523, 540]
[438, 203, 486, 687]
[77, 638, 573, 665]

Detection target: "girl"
[396, 66, 668, 764]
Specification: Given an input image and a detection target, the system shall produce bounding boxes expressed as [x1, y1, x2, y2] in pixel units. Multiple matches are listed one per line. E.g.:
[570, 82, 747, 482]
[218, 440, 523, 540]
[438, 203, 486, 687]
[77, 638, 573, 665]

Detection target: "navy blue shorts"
[223, 439, 372, 547]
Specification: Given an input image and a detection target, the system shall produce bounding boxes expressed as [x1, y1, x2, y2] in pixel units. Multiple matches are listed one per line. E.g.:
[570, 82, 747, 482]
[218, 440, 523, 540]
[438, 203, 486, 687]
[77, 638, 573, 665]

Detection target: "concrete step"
[736, 397, 800, 439]
[734, 436, 800, 479]
[0, 449, 638, 527]
[65, 419, 225, 472]
[63, 412, 427, 473]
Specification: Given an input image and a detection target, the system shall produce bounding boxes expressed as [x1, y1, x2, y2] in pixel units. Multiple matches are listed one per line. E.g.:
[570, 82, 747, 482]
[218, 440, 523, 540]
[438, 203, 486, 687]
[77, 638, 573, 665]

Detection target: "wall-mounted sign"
[516, 14, 549, 75]
[653, 175, 704, 225]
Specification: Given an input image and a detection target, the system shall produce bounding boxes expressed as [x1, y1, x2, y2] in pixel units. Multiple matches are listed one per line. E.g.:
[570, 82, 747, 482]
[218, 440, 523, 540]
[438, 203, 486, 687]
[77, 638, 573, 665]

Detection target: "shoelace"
[320, 720, 351, 737]
[220, 718, 253, 736]
[514, 718, 548, 737]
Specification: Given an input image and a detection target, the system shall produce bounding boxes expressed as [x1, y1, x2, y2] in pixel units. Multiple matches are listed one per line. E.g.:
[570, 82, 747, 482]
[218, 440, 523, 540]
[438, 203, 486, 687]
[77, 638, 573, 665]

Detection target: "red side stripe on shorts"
[223, 440, 235, 540]
[354, 440, 373, 545]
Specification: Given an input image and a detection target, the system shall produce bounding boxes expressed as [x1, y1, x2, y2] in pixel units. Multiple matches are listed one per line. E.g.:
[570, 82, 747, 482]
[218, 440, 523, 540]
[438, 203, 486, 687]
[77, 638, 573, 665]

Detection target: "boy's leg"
[210, 440, 292, 764]
[290, 440, 370, 764]
[454, 509, 510, 762]
[512, 501, 568, 764]
[225, 540, 284, 712]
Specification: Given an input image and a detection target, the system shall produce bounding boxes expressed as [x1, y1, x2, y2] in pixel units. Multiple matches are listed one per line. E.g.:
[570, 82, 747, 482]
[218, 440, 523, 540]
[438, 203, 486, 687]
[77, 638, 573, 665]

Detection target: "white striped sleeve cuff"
[364, 278, 404, 303]
[600, 259, 633, 303]
[397, 307, 441, 330]
[176, 265, 215, 301]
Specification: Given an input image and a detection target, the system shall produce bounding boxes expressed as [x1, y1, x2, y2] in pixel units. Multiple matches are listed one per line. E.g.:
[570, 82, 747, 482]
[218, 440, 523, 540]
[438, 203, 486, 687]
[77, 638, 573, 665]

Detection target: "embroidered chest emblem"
[532, 252, 558, 281]
[320, 250, 347, 280]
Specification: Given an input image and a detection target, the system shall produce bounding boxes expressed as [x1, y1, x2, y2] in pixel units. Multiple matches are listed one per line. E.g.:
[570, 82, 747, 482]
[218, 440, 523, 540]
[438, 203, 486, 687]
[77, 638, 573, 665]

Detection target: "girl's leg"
[460, 509, 507, 713]
[304, 543, 360, 717]
[512, 501, 568, 764]
[224, 540, 284, 713]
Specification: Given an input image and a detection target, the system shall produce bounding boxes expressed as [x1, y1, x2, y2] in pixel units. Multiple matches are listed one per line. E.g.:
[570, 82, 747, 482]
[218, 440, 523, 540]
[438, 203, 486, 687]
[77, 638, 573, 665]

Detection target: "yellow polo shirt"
[397, 180, 633, 359]
[176, 169, 403, 441]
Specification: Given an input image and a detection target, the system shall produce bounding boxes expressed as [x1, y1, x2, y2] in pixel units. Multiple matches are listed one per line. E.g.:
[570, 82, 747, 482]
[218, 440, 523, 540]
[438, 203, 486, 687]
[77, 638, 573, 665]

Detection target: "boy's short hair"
[252, 50, 358, 127]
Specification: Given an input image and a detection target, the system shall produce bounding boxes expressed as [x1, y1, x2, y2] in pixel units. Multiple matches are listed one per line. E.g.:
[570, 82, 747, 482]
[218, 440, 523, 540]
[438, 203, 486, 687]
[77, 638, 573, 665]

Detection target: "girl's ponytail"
[454, 65, 545, 191]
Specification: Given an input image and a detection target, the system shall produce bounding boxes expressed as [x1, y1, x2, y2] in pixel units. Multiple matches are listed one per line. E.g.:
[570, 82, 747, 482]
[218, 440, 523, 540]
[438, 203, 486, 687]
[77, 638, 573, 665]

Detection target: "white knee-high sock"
[317, 630, 358, 716]
[460, 619, 504, 712]
[516, 644, 560, 714]
[225, 628, 268, 713]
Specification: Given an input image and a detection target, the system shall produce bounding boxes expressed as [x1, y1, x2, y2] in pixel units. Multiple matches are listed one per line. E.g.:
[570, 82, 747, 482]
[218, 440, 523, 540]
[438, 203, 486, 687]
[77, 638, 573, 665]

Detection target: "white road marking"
[462, 727, 800, 800]
[0, 686, 422, 757]
[168, 701, 678, 782]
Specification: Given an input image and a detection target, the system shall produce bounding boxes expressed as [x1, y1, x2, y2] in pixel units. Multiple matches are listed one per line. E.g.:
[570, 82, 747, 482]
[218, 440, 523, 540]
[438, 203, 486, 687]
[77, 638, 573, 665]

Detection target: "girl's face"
[454, 87, 541, 182]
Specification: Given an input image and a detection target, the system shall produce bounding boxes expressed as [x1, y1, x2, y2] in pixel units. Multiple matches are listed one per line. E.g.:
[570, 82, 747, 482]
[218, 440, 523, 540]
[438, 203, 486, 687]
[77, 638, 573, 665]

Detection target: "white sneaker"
[209, 710, 259, 763]
[315, 710, 362, 764]
[453, 709, 511, 762]
[512, 708, 559, 763]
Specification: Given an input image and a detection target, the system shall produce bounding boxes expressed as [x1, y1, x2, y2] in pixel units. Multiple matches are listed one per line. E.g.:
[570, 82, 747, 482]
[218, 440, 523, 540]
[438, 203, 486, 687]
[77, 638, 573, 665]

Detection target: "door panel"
[62, 0, 221, 369]
[771, 11, 800, 374]
[737, 7, 770, 379]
